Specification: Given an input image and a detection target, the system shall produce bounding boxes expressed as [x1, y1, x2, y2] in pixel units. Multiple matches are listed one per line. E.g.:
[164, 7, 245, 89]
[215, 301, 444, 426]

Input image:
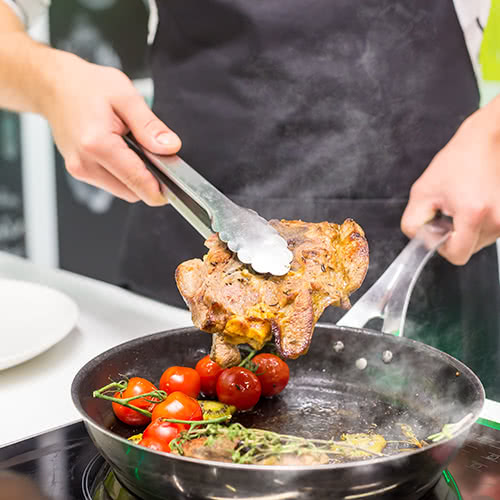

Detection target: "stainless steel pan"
[71, 324, 484, 500]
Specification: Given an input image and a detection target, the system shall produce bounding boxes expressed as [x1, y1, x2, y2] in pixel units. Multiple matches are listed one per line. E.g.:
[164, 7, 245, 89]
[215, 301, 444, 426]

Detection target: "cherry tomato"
[151, 391, 203, 422]
[159, 366, 201, 398]
[216, 367, 262, 410]
[139, 420, 186, 452]
[112, 377, 159, 426]
[252, 354, 290, 397]
[196, 355, 224, 396]
[138, 437, 171, 453]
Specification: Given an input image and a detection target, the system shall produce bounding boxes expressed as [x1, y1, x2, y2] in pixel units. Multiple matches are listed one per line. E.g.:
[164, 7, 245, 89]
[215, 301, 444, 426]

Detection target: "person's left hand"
[401, 95, 500, 265]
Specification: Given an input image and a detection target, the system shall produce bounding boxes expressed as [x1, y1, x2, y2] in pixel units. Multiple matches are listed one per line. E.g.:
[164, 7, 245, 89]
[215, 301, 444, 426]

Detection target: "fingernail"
[156, 132, 179, 146]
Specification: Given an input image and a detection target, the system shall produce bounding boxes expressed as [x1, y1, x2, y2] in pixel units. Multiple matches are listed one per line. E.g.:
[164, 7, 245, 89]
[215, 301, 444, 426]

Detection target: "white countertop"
[0, 252, 192, 447]
[0, 252, 499, 448]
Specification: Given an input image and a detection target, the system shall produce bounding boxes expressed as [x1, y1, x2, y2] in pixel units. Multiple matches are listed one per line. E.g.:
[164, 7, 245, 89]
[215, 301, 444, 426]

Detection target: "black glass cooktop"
[0, 419, 499, 500]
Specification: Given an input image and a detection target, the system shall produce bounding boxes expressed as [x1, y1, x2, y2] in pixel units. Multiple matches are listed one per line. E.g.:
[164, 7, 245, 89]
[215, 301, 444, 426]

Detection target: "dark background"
[0, 110, 25, 257]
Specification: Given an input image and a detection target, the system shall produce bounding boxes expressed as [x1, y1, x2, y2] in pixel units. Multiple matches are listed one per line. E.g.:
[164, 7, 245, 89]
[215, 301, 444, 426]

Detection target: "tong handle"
[336, 214, 453, 336]
[124, 134, 233, 239]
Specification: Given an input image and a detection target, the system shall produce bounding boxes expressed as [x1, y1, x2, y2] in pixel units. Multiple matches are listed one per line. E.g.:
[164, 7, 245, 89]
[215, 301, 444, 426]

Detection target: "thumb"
[113, 92, 182, 155]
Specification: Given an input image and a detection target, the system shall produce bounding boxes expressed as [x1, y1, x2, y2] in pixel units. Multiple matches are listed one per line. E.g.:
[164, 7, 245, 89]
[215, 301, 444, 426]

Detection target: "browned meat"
[210, 334, 241, 368]
[176, 219, 368, 362]
[175, 437, 329, 465]
[176, 436, 237, 462]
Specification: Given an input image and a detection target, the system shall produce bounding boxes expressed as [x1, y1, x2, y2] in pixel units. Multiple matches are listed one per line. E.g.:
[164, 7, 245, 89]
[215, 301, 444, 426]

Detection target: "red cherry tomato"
[112, 377, 159, 426]
[216, 367, 262, 411]
[252, 354, 290, 397]
[151, 391, 203, 422]
[159, 366, 201, 398]
[139, 420, 186, 452]
[138, 437, 170, 453]
[195, 355, 224, 396]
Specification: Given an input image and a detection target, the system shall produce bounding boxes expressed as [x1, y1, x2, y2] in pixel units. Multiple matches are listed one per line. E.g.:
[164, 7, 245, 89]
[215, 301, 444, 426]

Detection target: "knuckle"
[105, 67, 129, 85]
[453, 255, 469, 266]
[442, 248, 467, 266]
[451, 257, 467, 266]
[65, 158, 86, 180]
[80, 133, 101, 155]
[120, 192, 140, 204]
[409, 181, 425, 199]
[143, 117, 164, 134]
[490, 210, 500, 233]
[122, 162, 152, 189]
[467, 203, 489, 225]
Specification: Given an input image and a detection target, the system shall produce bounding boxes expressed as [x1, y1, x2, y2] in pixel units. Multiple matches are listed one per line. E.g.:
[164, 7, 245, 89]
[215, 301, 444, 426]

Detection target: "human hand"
[401, 96, 500, 265]
[41, 52, 181, 205]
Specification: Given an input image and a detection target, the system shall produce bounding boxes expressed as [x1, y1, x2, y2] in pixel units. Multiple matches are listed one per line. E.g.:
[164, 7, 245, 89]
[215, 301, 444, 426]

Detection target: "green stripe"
[480, 0, 500, 80]
[477, 417, 500, 431]
[442, 470, 462, 499]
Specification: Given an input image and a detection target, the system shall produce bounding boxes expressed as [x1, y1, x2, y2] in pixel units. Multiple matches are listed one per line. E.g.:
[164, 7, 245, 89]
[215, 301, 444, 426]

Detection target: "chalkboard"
[0, 111, 25, 257]
[49, 0, 150, 284]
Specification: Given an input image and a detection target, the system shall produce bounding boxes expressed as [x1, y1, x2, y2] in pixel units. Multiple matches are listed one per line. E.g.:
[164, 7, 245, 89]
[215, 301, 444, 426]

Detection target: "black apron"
[120, 0, 500, 400]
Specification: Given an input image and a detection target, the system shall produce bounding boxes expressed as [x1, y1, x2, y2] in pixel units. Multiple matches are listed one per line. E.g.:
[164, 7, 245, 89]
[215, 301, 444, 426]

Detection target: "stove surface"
[0, 420, 499, 500]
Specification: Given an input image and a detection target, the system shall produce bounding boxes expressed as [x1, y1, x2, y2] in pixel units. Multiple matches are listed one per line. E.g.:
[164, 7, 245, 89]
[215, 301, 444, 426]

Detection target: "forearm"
[0, 2, 75, 116]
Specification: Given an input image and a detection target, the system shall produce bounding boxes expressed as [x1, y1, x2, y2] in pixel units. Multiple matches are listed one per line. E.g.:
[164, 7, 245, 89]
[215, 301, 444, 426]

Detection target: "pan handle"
[336, 213, 453, 336]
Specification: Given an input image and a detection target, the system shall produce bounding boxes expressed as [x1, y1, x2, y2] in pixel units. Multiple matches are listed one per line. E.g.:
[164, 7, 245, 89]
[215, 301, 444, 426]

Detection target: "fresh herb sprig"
[170, 422, 387, 464]
[93, 380, 167, 418]
[427, 413, 475, 443]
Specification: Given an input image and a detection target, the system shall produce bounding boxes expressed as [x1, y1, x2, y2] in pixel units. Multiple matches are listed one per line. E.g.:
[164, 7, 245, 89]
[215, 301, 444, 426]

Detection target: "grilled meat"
[175, 436, 329, 465]
[177, 436, 236, 462]
[210, 333, 241, 368]
[176, 219, 368, 363]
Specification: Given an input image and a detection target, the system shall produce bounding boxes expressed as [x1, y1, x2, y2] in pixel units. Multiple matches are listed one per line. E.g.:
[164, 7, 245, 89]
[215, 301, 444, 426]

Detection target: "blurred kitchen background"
[0, 0, 152, 284]
[1, 0, 500, 286]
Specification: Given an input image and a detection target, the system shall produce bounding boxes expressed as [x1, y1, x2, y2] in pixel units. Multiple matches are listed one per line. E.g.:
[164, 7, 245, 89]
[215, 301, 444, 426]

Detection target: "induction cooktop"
[0, 419, 499, 500]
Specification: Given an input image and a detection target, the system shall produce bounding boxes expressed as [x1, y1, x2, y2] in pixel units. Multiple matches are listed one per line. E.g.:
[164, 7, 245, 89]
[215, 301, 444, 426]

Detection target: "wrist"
[34, 48, 83, 119]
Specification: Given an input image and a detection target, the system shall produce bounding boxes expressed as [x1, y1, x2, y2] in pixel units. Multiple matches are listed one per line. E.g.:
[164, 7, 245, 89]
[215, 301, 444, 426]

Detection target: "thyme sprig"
[93, 380, 167, 418]
[427, 413, 475, 443]
[238, 349, 259, 372]
[170, 422, 387, 464]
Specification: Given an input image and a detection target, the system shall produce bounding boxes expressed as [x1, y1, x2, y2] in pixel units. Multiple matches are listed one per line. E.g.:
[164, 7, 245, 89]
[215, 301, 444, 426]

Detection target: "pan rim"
[71, 325, 485, 472]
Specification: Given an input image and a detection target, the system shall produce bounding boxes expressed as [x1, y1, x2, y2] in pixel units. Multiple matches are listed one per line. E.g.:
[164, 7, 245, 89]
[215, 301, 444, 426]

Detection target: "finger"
[401, 190, 437, 239]
[95, 134, 168, 206]
[112, 92, 181, 155]
[438, 211, 481, 266]
[66, 158, 140, 203]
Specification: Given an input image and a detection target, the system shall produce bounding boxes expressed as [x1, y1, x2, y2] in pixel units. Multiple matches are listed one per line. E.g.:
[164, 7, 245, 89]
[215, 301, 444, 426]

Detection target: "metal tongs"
[124, 135, 293, 276]
[337, 214, 453, 337]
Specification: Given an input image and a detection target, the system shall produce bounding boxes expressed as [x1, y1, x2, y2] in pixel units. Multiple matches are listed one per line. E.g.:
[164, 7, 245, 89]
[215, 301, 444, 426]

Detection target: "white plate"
[0, 279, 79, 370]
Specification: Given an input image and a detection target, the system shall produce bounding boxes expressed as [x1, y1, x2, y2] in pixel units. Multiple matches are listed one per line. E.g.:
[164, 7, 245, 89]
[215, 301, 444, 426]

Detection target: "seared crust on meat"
[210, 333, 242, 368]
[176, 219, 368, 361]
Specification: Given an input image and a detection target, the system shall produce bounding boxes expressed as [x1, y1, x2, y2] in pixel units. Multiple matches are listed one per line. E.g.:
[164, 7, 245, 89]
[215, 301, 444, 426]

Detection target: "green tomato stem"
[92, 381, 167, 419]
[92, 391, 153, 418]
[93, 380, 128, 394]
[162, 415, 231, 426]
[238, 349, 258, 368]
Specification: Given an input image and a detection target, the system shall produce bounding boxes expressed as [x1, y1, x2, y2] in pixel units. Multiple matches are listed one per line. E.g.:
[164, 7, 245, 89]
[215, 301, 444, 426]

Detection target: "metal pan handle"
[337, 213, 453, 336]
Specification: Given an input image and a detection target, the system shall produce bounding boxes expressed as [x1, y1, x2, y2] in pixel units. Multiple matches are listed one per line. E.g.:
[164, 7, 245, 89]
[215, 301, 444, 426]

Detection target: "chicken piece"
[176, 219, 368, 361]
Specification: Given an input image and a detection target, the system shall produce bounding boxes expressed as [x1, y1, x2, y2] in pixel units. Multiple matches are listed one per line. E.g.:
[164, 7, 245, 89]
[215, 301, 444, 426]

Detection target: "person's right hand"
[41, 52, 181, 205]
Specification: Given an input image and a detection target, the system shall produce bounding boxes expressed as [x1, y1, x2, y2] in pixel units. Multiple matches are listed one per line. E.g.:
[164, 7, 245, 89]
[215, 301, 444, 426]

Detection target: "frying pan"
[71, 323, 484, 500]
